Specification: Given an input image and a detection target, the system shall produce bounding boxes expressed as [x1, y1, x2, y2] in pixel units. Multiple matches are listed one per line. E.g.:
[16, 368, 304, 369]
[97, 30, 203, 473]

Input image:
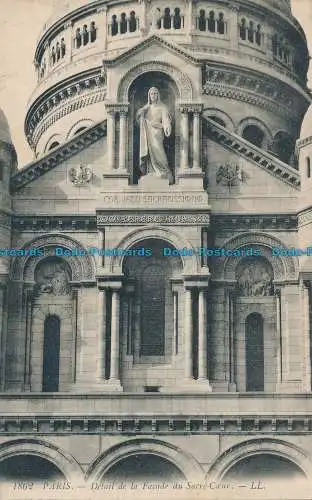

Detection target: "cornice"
[25, 70, 106, 148]
[11, 216, 97, 232]
[0, 414, 311, 435]
[204, 117, 301, 190]
[103, 34, 202, 67]
[203, 64, 310, 123]
[11, 122, 106, 192]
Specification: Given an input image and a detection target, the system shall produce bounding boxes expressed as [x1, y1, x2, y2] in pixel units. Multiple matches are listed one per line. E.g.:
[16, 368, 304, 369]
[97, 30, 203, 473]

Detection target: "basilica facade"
[0, 0, 312, 496]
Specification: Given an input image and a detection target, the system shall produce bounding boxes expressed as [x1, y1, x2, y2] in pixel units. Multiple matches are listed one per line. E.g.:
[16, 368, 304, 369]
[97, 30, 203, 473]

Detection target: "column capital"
[179, 102, 203, 113]
[105, 102, 129, 115]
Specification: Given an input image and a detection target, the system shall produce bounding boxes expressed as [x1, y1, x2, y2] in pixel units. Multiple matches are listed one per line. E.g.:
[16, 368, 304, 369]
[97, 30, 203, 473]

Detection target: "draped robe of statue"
[136, 87, 173, 182]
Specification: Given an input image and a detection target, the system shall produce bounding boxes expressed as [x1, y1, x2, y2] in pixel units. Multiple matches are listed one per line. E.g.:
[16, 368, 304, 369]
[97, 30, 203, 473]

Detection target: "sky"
[0, 0, 312, 167]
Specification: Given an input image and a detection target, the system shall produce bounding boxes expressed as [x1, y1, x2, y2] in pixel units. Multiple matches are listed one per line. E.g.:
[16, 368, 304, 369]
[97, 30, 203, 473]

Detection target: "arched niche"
[103, 453, 185, 481]
[223, 453, 306, 482]
[128, 71, 179, 184]
[122, 238, 182, 363]
[0, 454, 65, 482]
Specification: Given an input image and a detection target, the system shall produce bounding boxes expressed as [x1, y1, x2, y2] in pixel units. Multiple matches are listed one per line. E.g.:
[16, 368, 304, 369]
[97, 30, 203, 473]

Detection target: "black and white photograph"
[0, 0, 312, 498]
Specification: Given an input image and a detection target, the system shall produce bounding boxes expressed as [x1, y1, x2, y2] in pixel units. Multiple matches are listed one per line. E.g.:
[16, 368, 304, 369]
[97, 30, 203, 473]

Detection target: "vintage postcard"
[0, 0, 312, 499]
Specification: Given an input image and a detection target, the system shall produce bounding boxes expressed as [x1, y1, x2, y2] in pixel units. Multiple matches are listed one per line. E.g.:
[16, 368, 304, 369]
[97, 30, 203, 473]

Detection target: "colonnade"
[105, 102, 203, 174]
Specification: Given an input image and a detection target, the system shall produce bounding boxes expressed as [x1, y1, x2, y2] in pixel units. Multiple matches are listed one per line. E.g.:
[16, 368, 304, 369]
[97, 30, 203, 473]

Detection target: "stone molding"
[207, 437, 312, 480]
[11, 233, 96, 281]
[0, 438, 83, 480]
[204, 117, 300, 189]
[214, 231, 298, 281]
[11, 122, 106, 192]
[117, 60, 194, 102]
[97, 213, 210, 225]
[25, 71, 106, 148]
[211, 214, 297, 231]
[0, 416, 312, 436]
[203, 64, 308, 122]
[12, 216, 97, 232]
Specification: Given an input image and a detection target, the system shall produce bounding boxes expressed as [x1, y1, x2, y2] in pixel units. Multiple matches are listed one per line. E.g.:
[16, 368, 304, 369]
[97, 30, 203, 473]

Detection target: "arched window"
[255, 24, 261, 45]
[248, 21, 254, 43]
[120, 13, 127, 34]
[163, 8, 171, 29]
[60, 38, 66, 57]
[272, 131, 294, 164]
[129, 11, 137, 32]
[240, 18, 247, 40]
[307, 157, 311, 178]
[90, 21, 97, 42]
[173, 8, 181, 29]
[48, 141, 60, 151]
[245, 313, 264, 391]
[217, 13, 225, 34]
[76, 28, 82, 48]
[242, 125, 264, 148]
[82, 24, 89, 45]
[42, 315, 60, 392]
[56, 42, 60, 61]
[198, 10, 206, 31]
[111, 15, 118, 36]
[51, 47, 56, 64]
[208, 11, 215, 32]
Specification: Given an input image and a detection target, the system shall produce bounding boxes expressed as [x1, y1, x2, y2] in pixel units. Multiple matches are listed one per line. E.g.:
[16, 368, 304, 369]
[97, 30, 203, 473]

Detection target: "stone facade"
[0, 0, 312, 497]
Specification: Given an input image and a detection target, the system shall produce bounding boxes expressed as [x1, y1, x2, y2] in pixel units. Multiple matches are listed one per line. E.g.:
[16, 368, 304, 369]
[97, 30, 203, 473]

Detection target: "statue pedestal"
[138, 174, 170, 190]
[176, 167, 204, 190]
[102, 168, 129, 188]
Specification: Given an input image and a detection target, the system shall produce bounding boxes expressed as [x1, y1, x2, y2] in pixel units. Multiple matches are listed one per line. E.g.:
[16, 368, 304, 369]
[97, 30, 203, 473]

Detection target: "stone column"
[110, 288, 121, 381]
[106, 109, 116, 170]
[97, 6, 108, 50]
[98, 289, 106, 381]
[198, 289, 207, 380]
[23, 288, 33, 391]
[192, 107, 201, 170]
[180, 106, 189, 170]
[119, 108, 128, 171]
[302, 281, 311, 391]
[275, 288, 282, 387]
[184, 288, 193, 379]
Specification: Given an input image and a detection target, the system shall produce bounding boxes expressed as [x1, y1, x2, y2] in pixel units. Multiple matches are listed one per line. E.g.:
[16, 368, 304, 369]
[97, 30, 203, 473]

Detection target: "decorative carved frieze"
[0, 415, 311, 434]
[211, 214, 297, 230]
[96, 213, 210, 225]
[11, 216, 97, 231]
